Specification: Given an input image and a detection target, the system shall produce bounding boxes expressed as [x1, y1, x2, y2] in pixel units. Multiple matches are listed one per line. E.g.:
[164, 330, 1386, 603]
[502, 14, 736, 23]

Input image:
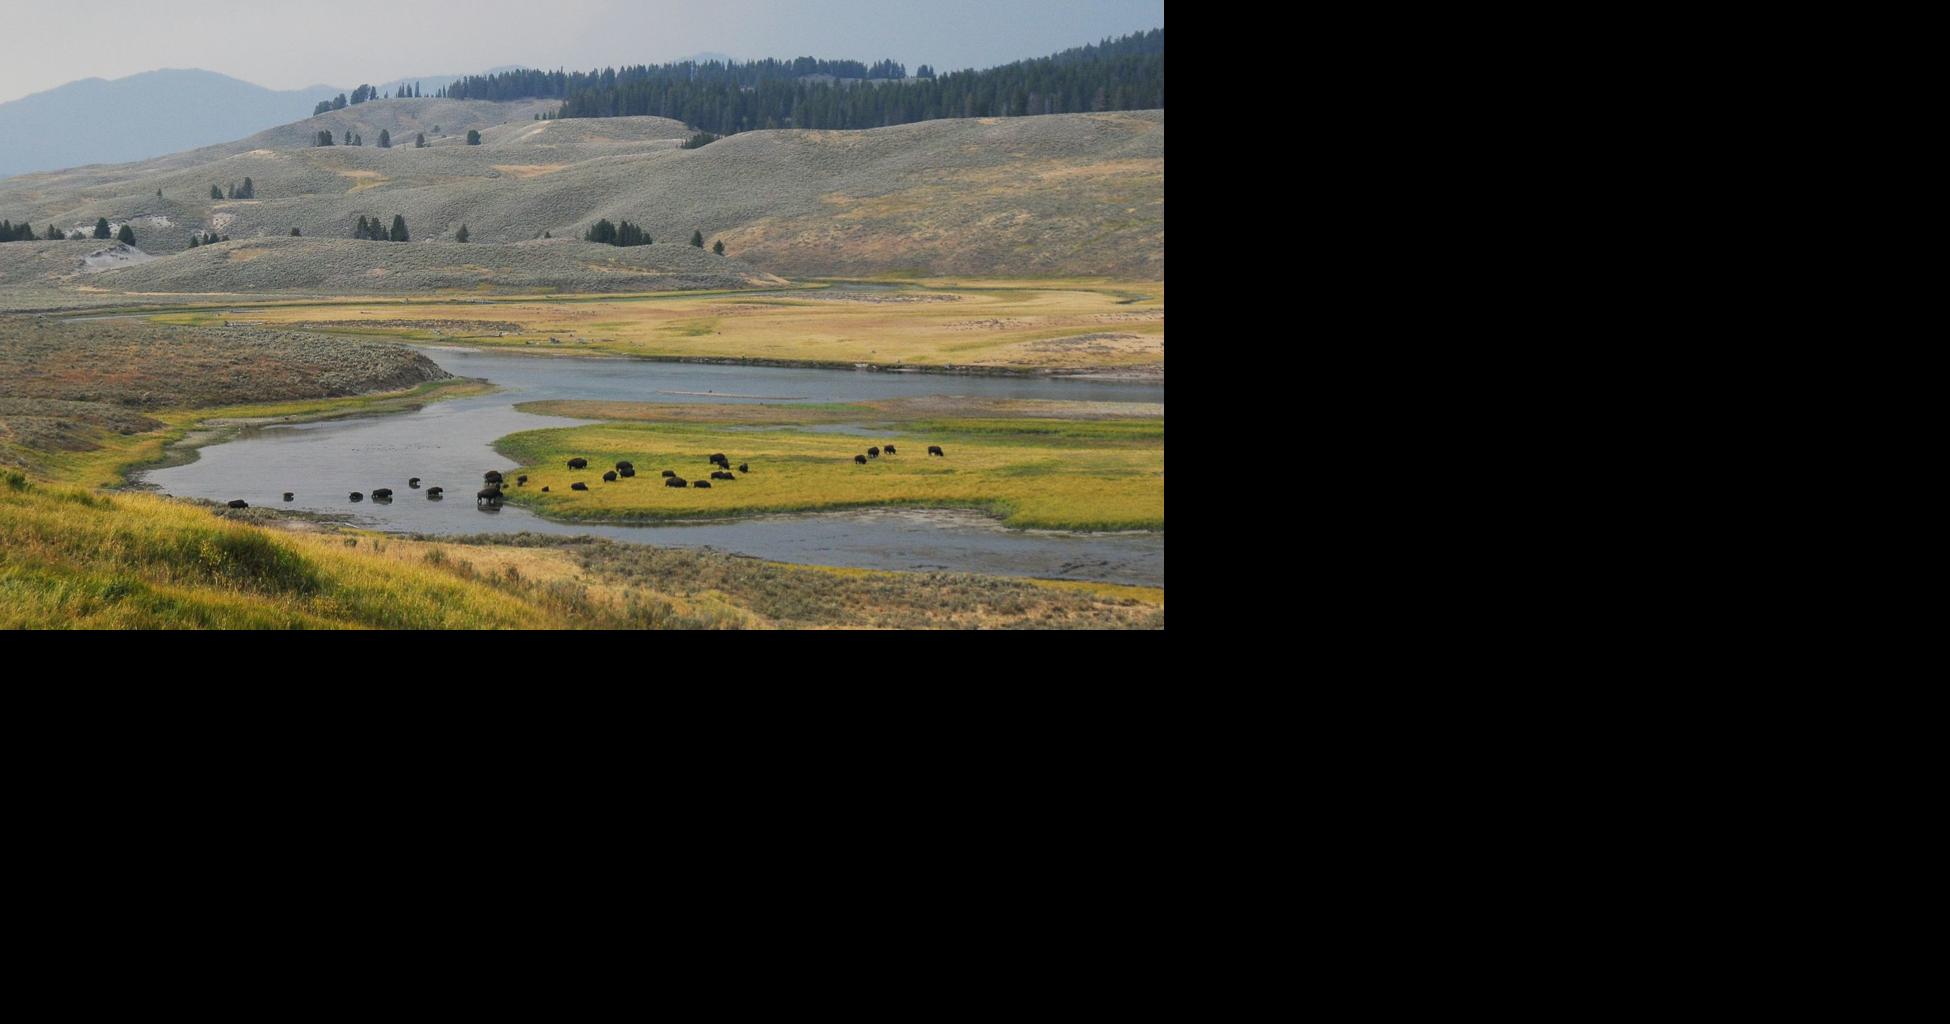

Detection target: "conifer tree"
[94, 217, 111, 239]
[211, 185, 223, 200]
[713, 240, 725, 255]
[378, 129, 391, 148]
[415, 133, 426, 148]
[189, 234, 200, 247]
[690, 230, 704, 247]
[240, 177, 254, 199]
[356, 215, 370, 238]
[466, 129, 481, 145]
[48, 224, 60, 240]
[390, 215, 408, 242]
[456, 224, 469, 242]
[118, 224, 135, 244]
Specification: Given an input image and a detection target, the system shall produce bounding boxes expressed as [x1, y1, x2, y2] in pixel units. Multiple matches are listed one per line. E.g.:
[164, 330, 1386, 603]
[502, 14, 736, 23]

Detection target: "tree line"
[426, 29, 1160, 135]
[1, 217, 134, 243]
[314, 81, 423, 116]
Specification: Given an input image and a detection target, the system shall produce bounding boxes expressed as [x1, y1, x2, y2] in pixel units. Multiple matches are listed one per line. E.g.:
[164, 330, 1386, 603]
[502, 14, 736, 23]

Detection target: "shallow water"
[139, 347, 1165, 586]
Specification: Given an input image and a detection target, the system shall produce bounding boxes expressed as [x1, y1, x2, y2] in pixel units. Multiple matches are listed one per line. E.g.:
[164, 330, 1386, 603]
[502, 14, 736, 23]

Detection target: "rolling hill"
[0, 98, 1163, 289]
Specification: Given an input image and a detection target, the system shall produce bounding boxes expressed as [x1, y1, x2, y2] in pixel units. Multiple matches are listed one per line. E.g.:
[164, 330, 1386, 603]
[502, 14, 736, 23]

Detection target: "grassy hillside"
[0, 101, 1162, 282]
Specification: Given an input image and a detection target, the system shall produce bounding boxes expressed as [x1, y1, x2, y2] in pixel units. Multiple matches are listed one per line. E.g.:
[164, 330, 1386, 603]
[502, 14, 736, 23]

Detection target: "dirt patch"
[491, 164, 570, 178]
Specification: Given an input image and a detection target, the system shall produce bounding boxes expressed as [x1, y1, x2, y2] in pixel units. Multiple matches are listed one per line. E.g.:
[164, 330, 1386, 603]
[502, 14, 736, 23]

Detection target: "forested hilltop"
[429, 29, 1162, 134]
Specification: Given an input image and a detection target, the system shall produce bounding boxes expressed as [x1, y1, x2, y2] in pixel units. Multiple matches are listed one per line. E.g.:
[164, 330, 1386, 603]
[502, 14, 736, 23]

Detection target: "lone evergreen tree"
[389, 215, 409, 242]
[415, 133, 426, 148]
[211, 185, 223, 200]
[189, 234, 200, 247]
[356, 215, 370, 238]
[378, 129, 391, 148]
[94, 217, 111, 239]
[240, 177, 254, 199]
[291, 227, 301, 236]
[690, 230, 704, 247]
[456, 224, 469, 242]
[713, 239, 725, 255]
[466, 129, 481, 145]
[118, 224, 135, 244]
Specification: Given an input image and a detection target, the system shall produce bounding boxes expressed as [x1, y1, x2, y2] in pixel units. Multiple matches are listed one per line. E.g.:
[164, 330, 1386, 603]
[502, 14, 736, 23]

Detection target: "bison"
[349, 492, 364, 502]
[282, 492, 294, 502]
[571, 482, 589, 491]
[408, 477, 421, 488]
[619, 467, 635, 478]
[709, 452, 727, 463]
[854, 454, 868, 465]
[883, 445, 896, 455]
[693, 479, 712, 488]
[226, 499, 248, 509]
[567, 457, 588, 469]
[666, 477, 687, 488]
[476, 487, 502, 504]
[372, 488, 393, 500]
[517, 475, 528, 486]
[868, 447, 880, 458]
[615, 461, 634, 472]
[541, 486, 550, 492]
[661, 470, 676, 478]
[711, 471, 734, 481]
[738, 462, 749, 473]
[928, 446, 945, 457]
[603, 471, 618, 482]
[427, 487, 444, 498]
[484, 471, 503, 484]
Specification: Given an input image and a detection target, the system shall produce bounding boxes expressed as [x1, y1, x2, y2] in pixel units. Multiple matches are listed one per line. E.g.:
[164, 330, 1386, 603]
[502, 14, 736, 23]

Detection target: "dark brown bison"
[571, 482, 589, 491]
[883, 445, 896, 455]
[372, 488, 393, 500]
[711, 471, 734, 481]
[666, 477, 687, 488]
[868, 447, 880, 458]
[619, 467, 635, 477]
[567, 457, 588, 469]
[603, 471, 618, 482]
[427, 487, 444, 498]
[928, 446, 944, 457]
[738, 462, 749, 473]
[661, 470, 676, 478]
[854, 454, 868, 465]
[408, 477, 421, 488]
[484, 470, 503, 484]
[693, 479, 712, 488]
[477, 487, 502, 504]
[349, 492, 364, 501]
[615, 461, 634, 472]
[282, 492, 294, 501]
[227, 499, 248, 509]
[541, 486, 550, 492]
[516, 475, 528, 486]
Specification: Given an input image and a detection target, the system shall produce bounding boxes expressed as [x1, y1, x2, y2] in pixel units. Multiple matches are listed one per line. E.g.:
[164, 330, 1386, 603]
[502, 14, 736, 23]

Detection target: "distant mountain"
[0, 69, 341, 179]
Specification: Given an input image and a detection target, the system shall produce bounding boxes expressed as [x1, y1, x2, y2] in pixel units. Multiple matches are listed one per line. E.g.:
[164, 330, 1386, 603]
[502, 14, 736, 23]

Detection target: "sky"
[0, 0, 1165, 104]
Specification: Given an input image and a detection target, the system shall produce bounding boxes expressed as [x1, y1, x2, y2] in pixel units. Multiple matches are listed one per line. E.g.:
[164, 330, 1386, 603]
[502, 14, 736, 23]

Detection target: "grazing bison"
[372, 488, 393, 500]
[615, 461, 634, 472]
[484, 471, 503, 484]
[666, 476, 687, 488]
[227, 499, 248, 509]
[541, 486, 550, 492]
[854, 454, 868, 465]
[661, 470, 676, 478]
[883, 444, 896, 455]
[427, 487, 444, 498]
[349, 492, 364, 501]
[738, 462, 749, 473]
[710, 471, 734, 481]
[408, 478, 421, 488]
[567, 457, 588, 469]
[282, 492, 294, 502]
[619, 467, 635, 478]
[571, 482, 589, 491]
[868, 447, 880, 458]
[603, 471, 618, 482]
[693, 479, 712, 488]
[709, 453, 727, 463]
[517, 475, 528, 486]
[928, 446, 945, 457]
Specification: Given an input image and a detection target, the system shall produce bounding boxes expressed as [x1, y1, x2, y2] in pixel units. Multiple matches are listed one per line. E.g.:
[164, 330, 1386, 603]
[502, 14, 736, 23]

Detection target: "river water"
[138, 347, 1166, 586]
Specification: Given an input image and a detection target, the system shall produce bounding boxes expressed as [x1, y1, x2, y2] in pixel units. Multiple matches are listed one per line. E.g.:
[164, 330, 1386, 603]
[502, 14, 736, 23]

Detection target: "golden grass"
[147, 280, 1163, 372]
[493, 417, 1163, 531]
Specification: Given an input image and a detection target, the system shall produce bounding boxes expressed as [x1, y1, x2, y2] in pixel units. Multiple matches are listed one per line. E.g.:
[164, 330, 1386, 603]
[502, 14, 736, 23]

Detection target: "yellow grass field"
[142, 279, 1164, 373]
[493, 416, 1164, 531]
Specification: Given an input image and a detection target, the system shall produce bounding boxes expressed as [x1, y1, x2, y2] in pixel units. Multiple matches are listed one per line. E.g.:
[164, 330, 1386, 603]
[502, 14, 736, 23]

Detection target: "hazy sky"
[0, 0, 1165, 104]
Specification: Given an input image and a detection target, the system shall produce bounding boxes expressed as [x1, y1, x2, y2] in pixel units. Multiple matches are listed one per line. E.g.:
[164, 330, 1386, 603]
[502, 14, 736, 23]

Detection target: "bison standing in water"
[349, 492, 364, 502]
[371, 488, 393, 501]
[283, 492, 294, 502]
[408, 478, 421, 488]
[477, 487, 503, 506]
[567, 457, 588, 469]
[427, 487, 444, 499]
[484, 471, 503, 485]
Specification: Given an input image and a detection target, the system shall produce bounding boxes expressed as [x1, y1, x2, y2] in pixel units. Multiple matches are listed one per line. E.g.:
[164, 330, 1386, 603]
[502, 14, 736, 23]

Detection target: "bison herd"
[232, 441, 945, 513]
